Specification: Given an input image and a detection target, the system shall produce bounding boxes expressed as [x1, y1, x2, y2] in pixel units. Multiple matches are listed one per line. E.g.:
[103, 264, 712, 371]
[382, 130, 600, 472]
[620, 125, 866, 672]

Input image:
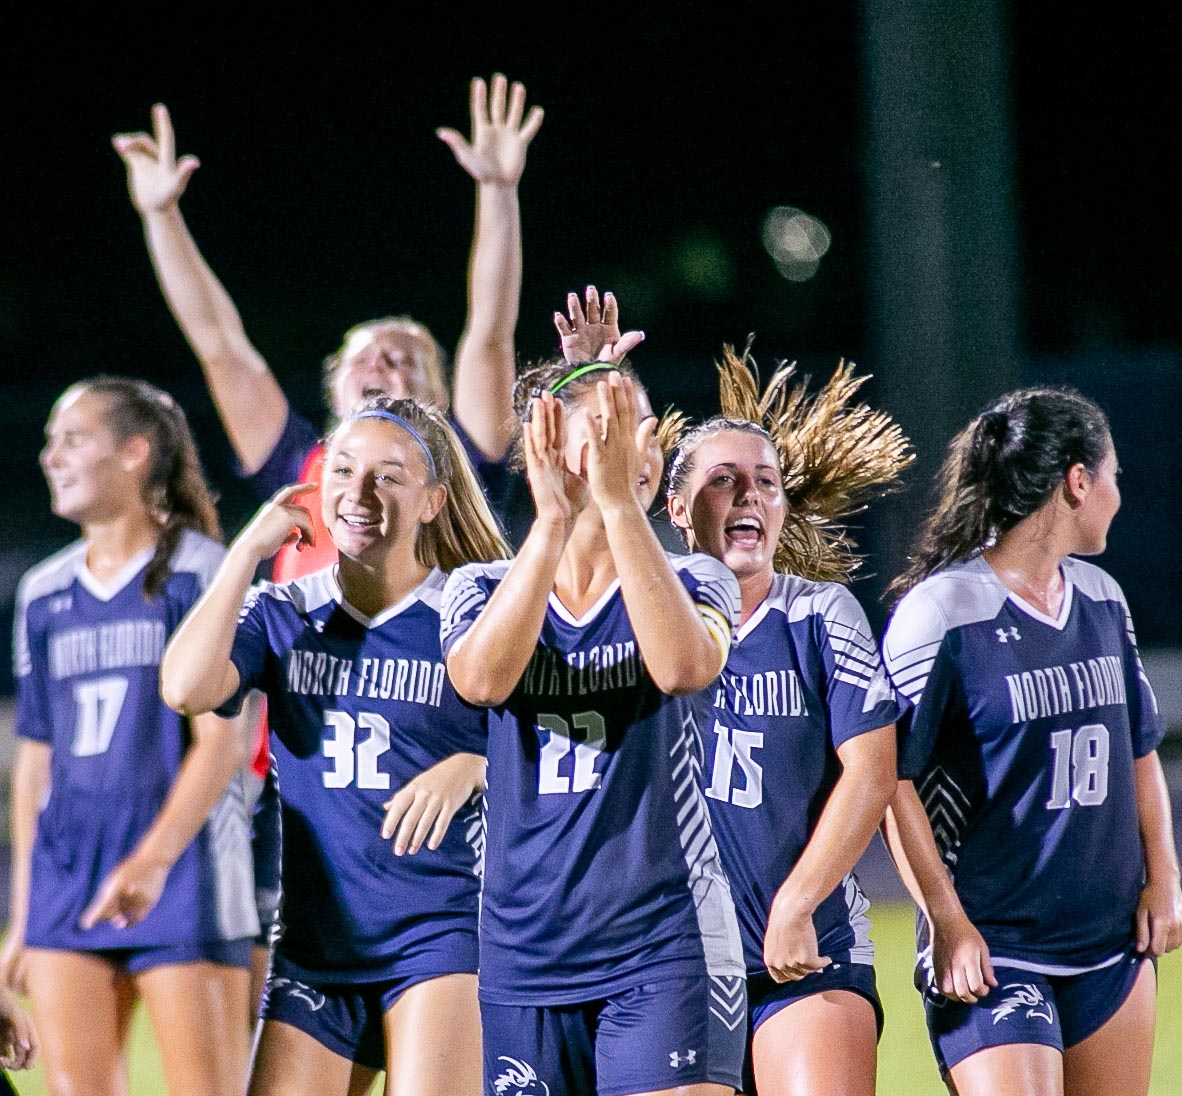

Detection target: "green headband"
[548, 361, 617, 396]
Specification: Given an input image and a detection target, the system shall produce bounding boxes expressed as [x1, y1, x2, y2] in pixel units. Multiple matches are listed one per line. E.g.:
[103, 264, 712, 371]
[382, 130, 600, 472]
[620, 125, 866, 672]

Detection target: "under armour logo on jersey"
[996, 627, 1021, 643]
[991, 983, 1053, 1025]
[669, 1049, 698, 1069]
[492, 1057, 550, 1096]
[49, 595, 72, 614]
[269, 976, 325, 1012]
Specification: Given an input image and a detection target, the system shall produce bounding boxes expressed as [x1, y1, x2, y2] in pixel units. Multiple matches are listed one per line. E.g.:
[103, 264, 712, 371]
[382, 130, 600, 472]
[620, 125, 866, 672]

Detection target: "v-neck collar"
[734, 599, 772, 644]
[548, 579, 622, 628]
[977, 555, 1074, 631]
[78, 545, 155, 602]
[329, 566, 439, 629]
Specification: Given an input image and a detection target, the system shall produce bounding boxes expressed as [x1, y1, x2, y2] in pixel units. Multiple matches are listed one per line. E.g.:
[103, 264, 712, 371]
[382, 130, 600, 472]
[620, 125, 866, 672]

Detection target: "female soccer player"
[442, 358, 747, 1096]
[115, 72, 542, 1002]
[664, 347, 911, 1096]
[880, 387, 1182, 1096]
[161, 397, 509, 1095]
[1, 376, 258, 1095]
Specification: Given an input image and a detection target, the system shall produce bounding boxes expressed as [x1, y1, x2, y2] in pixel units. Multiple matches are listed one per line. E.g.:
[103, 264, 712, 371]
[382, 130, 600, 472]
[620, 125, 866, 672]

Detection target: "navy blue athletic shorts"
[925, 950, 1153, 1076]
[480, 974, 746, 1096]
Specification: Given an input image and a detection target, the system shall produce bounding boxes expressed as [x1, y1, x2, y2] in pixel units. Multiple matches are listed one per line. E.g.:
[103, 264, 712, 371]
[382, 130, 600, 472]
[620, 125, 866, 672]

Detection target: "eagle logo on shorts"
[991, 983, 1054, 1025]
[269, 976, 326, 1012]
[492, 1056, 550, 1095]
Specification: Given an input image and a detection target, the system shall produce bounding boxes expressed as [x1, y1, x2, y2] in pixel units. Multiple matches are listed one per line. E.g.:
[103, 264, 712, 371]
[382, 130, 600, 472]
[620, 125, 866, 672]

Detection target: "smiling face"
[321, 417, 445, 563]
[560, 381, 664, 509]
[669, 428, 786, 581]
[40, 387, 146, 526]
[328, 324, 441, 418]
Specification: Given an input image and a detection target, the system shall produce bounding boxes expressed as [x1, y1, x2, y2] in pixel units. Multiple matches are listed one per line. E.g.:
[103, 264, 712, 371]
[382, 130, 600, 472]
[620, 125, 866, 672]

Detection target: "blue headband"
[347, 410, 437, 477]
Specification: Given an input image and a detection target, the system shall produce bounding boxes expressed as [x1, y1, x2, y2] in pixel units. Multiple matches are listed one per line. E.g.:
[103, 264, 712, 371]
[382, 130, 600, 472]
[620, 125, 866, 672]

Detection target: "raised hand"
[585, 373, 656, 512]
[438, 73, 544, 187]
[524, 391, 578, 528]
[554, 286, 645, 365]
[763, 900, 831, 983]
[233, 483, 317, 562]
[112, 103, 201, 214]
[380, 753, 486, 856]
[80, 853, 170, 931]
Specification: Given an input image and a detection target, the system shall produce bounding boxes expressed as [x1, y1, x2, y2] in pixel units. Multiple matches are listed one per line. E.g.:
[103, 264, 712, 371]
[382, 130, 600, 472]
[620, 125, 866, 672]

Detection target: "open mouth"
[724, 516, 763, 548]
[338, 513, 379, 531]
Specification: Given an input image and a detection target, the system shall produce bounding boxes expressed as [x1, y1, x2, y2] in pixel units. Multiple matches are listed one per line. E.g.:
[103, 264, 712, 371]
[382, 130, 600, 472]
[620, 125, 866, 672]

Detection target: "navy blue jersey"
[14, 531, 257, 950]
[883, 554, 1163, 973]
[705, 574, 902, 975]
[220, 566, 486, 984]
[245, 407, 512, 517]
[441, 553, 746, 1005]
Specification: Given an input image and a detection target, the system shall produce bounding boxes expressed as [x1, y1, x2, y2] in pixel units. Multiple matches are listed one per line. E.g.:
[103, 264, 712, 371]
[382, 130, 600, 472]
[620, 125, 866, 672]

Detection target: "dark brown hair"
[75, 376, 221, 600]
[888, 385, 1111, 599]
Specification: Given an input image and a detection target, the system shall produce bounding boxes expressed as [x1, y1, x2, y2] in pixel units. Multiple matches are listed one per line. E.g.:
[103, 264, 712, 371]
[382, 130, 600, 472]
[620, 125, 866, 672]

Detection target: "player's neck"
[554, 526, 618, 618]
[737, 568, 775, 625]
[82, 509, 161, 584]
[982, 521, 1069, 617]
[337, 550, 432, 619]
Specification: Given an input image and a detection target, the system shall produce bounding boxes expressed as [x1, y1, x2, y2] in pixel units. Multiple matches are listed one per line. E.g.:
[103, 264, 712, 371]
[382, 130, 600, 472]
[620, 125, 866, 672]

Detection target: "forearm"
[1136, 752, 1181, 885]
[883, 780, 967, 923]
[447, 518, 565, 705]
[140, 207, 288, 469]
[775, 729, 896, 917]
[131, 713, 249, 870]
[7, 744, 50, 930]
[601, 503, 724, 694]
[451, 183, 521, 459]
[160, 543, 255, 713]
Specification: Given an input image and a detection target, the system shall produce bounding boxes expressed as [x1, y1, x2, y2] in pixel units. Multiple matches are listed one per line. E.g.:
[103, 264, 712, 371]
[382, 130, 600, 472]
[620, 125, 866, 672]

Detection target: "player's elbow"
[650, 648, 725, 696]
[447, 654, 513, 708]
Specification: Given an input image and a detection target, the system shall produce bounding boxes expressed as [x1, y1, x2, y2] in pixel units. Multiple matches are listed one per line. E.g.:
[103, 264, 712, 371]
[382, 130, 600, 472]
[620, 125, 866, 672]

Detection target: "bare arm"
[81, 710, 252, 930]
[0, 741, 50, 993]
[161, 484, 315, 715]
[442, 75, 543, 460]
[446, 395, 571, 705]
[380, 752, 487, 856]
[764, 726, 896, 981]
[591, 376, 727, 694]
[882, 780, 997, 1002]
[114, 104, 289, 472]
[1133, 750, 1182, 956]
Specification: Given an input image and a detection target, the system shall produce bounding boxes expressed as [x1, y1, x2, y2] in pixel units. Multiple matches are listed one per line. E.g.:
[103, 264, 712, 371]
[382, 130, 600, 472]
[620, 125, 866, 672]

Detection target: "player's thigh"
[947, 1044, 1063, 1096]
[136, 959, 251, 1096]
[250, 945, 272, 1023]
[382, 972, 480, 1096]
[248, 1019, 379, 1096]
[24, 948, 130, 1096]
[751, 989, 877, 1096]
[1062, 960, 1156, 1096]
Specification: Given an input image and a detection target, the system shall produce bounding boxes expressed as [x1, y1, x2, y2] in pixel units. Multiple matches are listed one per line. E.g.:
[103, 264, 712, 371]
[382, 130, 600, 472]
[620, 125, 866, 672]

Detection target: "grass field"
[9, 904, 1181, 1094]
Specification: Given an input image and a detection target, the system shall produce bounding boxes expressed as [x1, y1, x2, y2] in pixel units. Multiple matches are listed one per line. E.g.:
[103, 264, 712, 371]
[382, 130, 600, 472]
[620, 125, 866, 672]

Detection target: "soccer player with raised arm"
[881, 387, 1182, 1096]
[442, 340, 746, 1096]
[161, 397, 509, 1095]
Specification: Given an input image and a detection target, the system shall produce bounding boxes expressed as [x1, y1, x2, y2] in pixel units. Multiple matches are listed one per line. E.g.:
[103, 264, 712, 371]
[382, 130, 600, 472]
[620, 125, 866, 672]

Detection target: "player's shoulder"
[765, 572, 869, 628]
[893, 556, 1008, 635]
[668, 550, 733, 584]
[1062, 556, 1125, 606]
[669, 552, 741, 621]
[16, 540, 88, 609]
[443, 558, 514, 599]
[168, 529, 226, 588]
[246, 563, 341, 618]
